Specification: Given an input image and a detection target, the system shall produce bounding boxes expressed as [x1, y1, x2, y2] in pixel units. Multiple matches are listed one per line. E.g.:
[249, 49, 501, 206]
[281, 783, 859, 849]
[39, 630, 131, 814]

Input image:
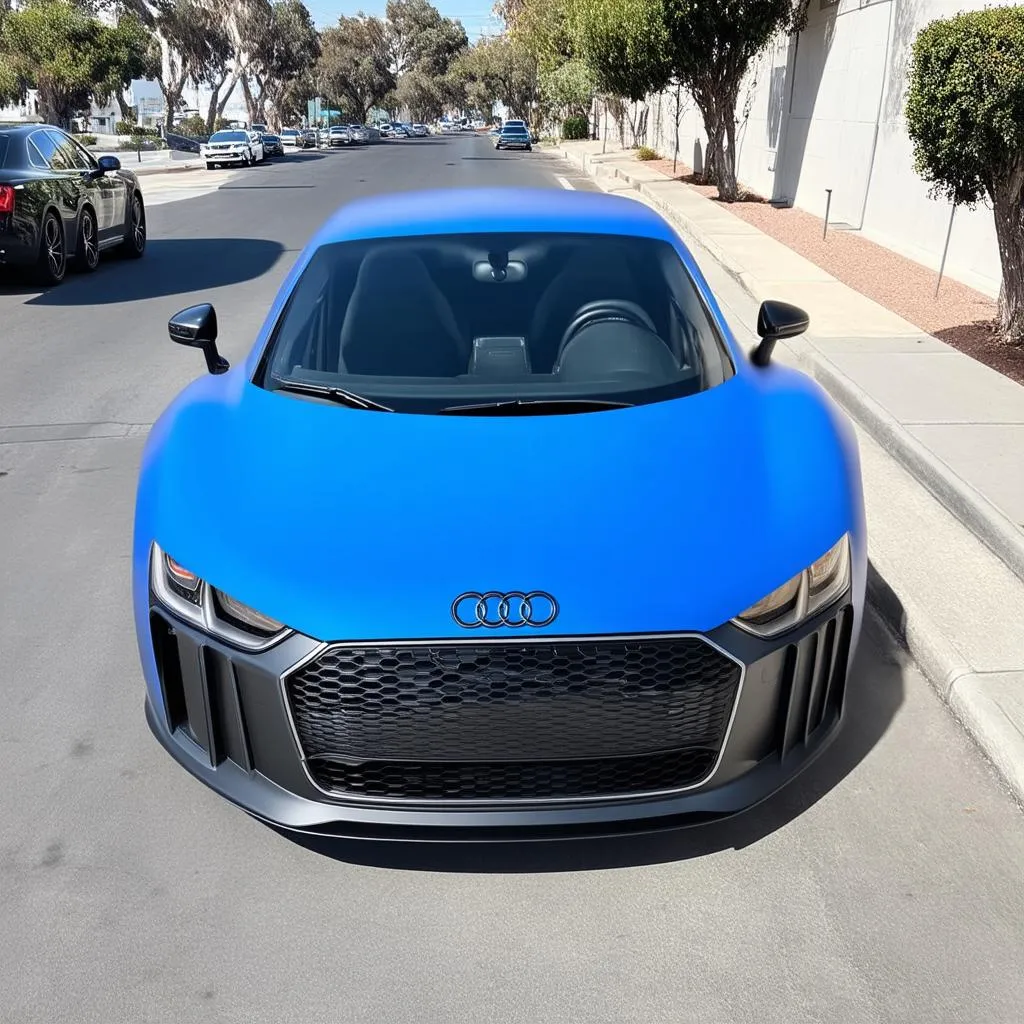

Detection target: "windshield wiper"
[274, 381, 393, 412]
[438, 399, 632, 416]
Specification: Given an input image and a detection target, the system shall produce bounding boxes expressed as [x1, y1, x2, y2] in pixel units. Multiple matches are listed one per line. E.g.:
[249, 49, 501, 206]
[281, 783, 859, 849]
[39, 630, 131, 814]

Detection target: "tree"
[451, 36, 538, 122]
[568, 0, 671, 103]
[241, 0, 318, 126]
[0, 0, 155, 128]
[906, 7, 1024, 347]
[118, 0, 232, 129]
[662, 0, 810, 201]
[317, 15, 394, 124]
[385, 0, 466, 119]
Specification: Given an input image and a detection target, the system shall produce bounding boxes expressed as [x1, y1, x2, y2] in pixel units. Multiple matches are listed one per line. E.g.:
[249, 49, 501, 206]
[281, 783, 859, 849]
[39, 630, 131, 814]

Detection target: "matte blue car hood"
[135, 366, 862, 642]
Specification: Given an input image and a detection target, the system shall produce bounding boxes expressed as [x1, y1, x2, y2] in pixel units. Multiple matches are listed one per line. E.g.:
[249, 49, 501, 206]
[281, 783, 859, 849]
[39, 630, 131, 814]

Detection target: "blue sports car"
[133, 187, 866, 840]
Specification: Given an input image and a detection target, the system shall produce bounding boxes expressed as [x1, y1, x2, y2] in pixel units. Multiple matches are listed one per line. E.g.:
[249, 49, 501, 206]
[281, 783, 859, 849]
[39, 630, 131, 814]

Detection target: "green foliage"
[562, 113, 589, 139]
[115, 118, 138, 134]
[541, 58, 594, 116]
[318, 15, 395, 123]
[384, 0, 468, 119]
[0, 0, 156, 128]
[568, 0, 672, 101]
[636, 144, 658, 159]
[906, 7, 1024, 207]
[177, 114, 208, 136]
[450, 35, 537, 119]
[74, 133, 98, 145]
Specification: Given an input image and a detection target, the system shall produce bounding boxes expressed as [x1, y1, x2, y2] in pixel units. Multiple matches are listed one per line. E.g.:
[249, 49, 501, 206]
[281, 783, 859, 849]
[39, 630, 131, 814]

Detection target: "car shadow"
[268, 605, 905, 872]
[7, 237, 286, 305]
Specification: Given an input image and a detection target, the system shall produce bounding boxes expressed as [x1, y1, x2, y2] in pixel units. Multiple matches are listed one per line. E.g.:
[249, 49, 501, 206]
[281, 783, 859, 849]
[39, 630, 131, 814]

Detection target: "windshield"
[210, 131, 247, 143]
[258, 231, 733, 414]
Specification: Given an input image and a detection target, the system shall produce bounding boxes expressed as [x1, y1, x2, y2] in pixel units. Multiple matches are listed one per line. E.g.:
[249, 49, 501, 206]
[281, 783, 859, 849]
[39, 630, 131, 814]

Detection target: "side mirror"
[168, 303, 230, 374]
[97, 155, 121, 174]
[751, 299, 810, 367]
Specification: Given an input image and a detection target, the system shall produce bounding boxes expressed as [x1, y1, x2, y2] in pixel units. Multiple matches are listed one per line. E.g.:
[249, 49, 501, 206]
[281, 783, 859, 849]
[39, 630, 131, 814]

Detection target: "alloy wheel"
[44, 215, 65, 281]
[79, 209, 99, 271]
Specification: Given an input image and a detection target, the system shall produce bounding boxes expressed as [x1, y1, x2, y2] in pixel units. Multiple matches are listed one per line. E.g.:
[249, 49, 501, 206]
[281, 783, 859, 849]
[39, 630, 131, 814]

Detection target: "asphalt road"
[2, 134, 1023, 1024]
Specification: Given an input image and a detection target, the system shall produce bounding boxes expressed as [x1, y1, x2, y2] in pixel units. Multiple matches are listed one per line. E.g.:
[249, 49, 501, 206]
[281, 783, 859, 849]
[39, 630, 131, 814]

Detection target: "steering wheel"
[557, 300, 658, 361]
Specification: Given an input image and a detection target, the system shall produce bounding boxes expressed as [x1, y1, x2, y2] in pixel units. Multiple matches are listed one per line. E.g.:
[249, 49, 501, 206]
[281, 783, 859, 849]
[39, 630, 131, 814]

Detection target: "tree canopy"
[907, 7, 1024, 345]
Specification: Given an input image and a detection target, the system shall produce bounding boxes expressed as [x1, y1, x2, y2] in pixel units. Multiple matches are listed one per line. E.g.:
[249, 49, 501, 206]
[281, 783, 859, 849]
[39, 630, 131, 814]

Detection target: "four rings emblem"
[451, 591, 559, 629]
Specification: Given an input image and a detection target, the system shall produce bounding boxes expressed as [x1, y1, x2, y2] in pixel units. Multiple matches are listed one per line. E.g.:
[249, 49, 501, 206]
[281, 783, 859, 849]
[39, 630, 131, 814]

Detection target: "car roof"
[0, 122, 56, 134]
[309, 187, 676, 246]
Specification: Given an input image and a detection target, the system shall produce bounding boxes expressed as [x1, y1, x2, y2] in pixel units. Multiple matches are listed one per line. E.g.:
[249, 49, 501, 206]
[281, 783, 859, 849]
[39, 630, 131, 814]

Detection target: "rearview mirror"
[168, 303, 229, 374]
[97, 155, 121, 174]
[751, 300, 810, 367]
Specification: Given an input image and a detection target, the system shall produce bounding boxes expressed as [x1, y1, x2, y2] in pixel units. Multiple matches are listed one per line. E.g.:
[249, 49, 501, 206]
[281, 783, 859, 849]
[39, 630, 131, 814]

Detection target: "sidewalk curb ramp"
[555, 142, 1024, 808]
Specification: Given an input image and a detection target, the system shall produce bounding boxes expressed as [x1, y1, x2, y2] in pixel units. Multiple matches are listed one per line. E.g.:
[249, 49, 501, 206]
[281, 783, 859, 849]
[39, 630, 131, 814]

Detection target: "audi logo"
[451, 591, 559, 629]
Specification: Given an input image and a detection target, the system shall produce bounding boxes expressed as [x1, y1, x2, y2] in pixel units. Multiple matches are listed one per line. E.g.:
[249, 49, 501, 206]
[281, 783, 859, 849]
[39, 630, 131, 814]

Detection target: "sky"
[304, 0, 504, 39]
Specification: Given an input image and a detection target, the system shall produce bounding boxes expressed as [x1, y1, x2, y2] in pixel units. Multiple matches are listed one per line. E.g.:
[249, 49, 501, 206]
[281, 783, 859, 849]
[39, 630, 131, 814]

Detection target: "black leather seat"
[527, 250, 640, 371]
[339, 249, 468, 376]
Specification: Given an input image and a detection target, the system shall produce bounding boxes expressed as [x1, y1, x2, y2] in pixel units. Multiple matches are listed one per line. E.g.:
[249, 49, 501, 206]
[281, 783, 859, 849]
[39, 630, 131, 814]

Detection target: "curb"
[128, 162, 203, 177]
[556, 142, 1024, 808]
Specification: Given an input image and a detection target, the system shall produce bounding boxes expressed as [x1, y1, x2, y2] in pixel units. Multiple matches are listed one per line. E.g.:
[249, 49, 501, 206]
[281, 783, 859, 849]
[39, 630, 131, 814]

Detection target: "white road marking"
[555, 176, 575, 190]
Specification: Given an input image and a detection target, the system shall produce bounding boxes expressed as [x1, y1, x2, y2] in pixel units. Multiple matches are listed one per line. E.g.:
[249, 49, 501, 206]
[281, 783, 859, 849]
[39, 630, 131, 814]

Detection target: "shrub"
[114, 119, 137, 135]
[636, 145, 658, 160]
[74, 133, 97, 146]
[176, 115, 207, 137]
[562, 114, 589, 140]
[907, 7, 1024, 345]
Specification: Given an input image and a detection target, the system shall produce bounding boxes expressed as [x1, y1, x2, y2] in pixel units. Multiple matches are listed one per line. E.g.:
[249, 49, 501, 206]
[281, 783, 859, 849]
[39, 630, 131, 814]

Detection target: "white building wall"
[632, 0, 1005, 298]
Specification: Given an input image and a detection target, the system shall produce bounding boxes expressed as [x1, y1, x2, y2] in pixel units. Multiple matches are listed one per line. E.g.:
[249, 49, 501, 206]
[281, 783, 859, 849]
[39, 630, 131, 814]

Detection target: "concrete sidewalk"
[554, 139, 1024, 806]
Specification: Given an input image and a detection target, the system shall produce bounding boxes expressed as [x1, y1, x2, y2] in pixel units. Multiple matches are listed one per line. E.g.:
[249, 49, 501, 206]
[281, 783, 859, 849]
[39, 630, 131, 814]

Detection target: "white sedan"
[200, 129, 261, 169]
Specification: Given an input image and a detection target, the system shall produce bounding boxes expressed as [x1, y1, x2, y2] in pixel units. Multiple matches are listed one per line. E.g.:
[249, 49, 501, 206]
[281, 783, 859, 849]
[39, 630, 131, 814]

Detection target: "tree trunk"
[216, 72, 240, 121]
[241, 77, 258, 124]
[991, 168, 1024, 346]
[118, 89, 135, 123]
[694, 88, 739, 201]
[206, 84, 223, 133]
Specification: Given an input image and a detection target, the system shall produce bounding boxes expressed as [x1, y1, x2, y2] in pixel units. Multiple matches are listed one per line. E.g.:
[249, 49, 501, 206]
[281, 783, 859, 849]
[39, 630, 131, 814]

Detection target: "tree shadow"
[769, 2, 839, 205]
[267, 605, 905, 872]
[2, 238, 286, 305]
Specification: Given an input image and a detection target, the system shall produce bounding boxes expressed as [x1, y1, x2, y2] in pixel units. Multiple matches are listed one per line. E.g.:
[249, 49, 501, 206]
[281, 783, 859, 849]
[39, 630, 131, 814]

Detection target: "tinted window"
[0, 135, 8, 168]
[28, 130, 59, 168]
[210, 131, 247, 143]
[49, 131, 93, 170]
[260, 232, 733, 414]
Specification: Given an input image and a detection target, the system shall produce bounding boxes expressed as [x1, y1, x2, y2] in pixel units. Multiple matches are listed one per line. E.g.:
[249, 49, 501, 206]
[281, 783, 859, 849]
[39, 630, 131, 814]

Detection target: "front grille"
[309, 749, 719, 801]
[284, 637, 741, 800]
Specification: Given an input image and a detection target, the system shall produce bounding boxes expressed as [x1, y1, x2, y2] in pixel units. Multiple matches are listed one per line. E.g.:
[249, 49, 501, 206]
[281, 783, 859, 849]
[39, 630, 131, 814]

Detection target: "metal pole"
[935, 202, 957, 297]
[602, 103, 608, 154]
[823, 189, 832, 239]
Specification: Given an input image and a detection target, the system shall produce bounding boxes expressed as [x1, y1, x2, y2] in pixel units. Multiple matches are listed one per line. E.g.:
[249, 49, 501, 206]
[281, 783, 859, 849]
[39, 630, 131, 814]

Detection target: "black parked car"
[0, 123, 145, 286]
[261, 133, 284, 156]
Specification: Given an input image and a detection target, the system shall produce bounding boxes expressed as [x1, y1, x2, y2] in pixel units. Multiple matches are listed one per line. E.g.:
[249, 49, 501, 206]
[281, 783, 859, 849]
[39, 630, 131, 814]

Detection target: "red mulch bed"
[643, 156, 1024, 385]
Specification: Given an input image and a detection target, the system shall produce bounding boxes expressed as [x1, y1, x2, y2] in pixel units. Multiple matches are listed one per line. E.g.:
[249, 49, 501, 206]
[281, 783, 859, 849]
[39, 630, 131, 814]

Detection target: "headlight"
[733, 534, 851, 637]
[150, 543, 289, 649]
[212, 589, 285, 635]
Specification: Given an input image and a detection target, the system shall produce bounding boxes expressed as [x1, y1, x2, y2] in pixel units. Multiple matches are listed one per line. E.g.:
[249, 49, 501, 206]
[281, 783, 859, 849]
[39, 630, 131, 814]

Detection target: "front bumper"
[142, 594, 856, 840]
[203, 150, 247, 162]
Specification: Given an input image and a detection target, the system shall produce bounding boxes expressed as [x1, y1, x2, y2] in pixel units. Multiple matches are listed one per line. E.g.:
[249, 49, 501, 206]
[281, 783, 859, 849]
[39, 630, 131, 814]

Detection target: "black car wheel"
[34, 211, 67, 286]
[75, 207, 100, 273]
[117, 193, 146, 259]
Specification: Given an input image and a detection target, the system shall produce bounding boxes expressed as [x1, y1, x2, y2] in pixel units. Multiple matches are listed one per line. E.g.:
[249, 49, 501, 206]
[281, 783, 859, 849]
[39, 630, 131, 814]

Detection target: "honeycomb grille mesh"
[285, 637, 741, 799]
[309, 749, 720, 801]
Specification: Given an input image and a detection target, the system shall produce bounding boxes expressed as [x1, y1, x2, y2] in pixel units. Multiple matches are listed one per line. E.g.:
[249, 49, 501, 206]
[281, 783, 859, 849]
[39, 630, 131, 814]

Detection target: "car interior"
[260, 232, 734, 408]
